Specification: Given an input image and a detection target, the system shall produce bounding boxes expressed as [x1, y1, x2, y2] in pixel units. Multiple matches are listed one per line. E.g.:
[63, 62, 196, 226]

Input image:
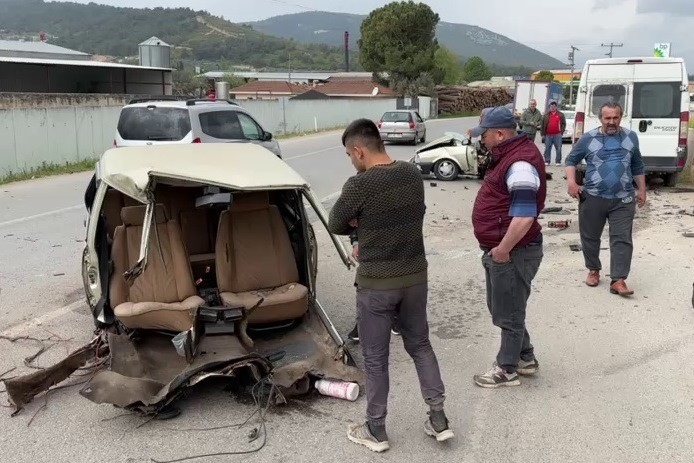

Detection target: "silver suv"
[114, 98, 282, 157]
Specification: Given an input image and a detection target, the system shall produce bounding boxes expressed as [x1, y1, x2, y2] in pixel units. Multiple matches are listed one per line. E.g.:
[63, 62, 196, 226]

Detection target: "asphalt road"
[3, 118, 692, 463]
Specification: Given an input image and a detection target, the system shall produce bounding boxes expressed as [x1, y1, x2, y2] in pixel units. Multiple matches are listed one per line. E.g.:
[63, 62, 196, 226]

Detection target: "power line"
[601, 42, 623, 58]
[264, 0, 317, 11]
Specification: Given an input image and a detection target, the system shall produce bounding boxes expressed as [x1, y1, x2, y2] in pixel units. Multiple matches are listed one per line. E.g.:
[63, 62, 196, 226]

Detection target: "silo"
[138, 37, 171, 68]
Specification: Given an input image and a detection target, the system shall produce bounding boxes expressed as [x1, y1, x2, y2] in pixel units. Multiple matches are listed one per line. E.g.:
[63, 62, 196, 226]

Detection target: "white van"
[573, 57, 689, 186]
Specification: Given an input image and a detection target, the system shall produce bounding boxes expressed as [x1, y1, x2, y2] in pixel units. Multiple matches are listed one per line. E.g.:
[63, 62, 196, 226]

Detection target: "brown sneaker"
[610, 279, 634, 297]
[585, 270, 600, 287]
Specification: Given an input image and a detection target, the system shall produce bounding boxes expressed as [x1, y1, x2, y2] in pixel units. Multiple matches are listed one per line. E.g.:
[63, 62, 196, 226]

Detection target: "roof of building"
[0, 56, 172, 71]
[203, 71, 373, 81]
[230, 80, 307, 94]
[139, 36, 171, 47]
[315, 78, 392, 96]
[0, 40, 89, 57]
[531, 69, 580, 75]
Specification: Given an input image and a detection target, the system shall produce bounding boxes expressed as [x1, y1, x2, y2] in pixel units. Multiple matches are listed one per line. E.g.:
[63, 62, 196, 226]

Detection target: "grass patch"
[0, 159, 97, 185]
[690, 119, 694, 129]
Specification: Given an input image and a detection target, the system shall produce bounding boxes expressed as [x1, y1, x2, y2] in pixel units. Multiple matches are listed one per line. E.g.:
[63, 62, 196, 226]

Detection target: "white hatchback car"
[114, 98, 282, 157]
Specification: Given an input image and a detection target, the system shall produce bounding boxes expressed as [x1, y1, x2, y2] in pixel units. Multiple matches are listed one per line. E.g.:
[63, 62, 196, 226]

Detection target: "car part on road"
[547, 220, 571, 229]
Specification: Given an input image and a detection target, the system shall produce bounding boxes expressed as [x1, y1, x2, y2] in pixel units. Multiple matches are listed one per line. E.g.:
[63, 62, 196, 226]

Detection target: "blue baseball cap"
[469, 106, 517, 137]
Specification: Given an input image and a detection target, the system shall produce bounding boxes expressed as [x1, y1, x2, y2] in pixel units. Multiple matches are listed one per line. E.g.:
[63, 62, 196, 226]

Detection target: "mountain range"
[251, 11, 564, 69]
[0, 1, 563, 71]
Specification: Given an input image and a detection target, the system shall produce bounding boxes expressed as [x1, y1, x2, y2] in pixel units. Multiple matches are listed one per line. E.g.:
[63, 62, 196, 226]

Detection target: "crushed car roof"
[99, 144, 309, 201]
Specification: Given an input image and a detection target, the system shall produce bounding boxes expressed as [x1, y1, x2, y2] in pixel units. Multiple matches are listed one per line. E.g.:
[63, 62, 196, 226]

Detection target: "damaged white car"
[3, 143, 362, 418]
[410, 132, 490, 181]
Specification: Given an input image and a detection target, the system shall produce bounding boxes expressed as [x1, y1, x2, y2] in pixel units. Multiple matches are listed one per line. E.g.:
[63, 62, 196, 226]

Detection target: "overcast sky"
[60, 0, 694, 67]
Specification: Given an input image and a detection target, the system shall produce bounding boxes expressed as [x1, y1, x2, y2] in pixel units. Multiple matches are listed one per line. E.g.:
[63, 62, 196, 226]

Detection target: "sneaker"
[391, 318, 401, 336]
[347, 422, 390, 453]
[517, 358, 539, 376]
[555, 162, 563, 166]
[424, 410, 454, 442]
[473, 366, 521, 388]
[492, 358, 539, 376]
[347, 324, 359, 342]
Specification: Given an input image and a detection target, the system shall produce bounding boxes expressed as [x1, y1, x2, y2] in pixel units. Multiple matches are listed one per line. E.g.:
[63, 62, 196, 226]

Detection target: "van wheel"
[433, 159, 459, 181]
[664, 172, 679, 187]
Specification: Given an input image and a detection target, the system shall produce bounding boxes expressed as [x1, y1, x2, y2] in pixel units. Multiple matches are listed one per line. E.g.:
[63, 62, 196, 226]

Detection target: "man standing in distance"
[469, 106, 546, 388]
[565, 102, 646, 296]
[541, 101, 566, 165]
[329, 119, 453, 452]
[519, 99, 542, 141]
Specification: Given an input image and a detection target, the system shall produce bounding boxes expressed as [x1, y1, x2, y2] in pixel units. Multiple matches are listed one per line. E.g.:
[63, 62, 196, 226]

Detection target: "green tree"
[434, 46, 464, 85]
[534, 70, 556, 82]
[359, 1, 440, 83]
[461, 56, 492, 82]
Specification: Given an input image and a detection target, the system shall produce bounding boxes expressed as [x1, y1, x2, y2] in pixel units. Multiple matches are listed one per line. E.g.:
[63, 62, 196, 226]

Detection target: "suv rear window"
[199, 111, 246, 139]
[382, 112, 412, 122]
[633, 82, 680, 118]
[117, 107, 191, 141]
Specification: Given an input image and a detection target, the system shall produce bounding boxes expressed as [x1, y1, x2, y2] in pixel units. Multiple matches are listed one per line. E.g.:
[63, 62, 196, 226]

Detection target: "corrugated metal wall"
[237, 97, 399, 135]
[0, 94, 430, 176]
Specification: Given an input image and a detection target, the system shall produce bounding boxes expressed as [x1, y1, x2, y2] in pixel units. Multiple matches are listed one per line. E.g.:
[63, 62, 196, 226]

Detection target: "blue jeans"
[543, 134, 562, 163]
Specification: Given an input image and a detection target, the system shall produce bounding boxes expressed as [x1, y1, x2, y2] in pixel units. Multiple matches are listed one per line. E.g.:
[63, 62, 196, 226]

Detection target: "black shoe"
[347, 324, 359, 342]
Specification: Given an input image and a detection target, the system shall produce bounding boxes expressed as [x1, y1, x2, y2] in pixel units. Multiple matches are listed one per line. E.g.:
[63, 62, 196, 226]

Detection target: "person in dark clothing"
[329, 118, 453, 452]
[469, 106, 547, 388]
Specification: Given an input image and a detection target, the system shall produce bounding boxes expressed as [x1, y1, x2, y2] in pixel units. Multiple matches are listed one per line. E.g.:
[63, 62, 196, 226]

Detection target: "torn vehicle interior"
[4, 144, 363, 416]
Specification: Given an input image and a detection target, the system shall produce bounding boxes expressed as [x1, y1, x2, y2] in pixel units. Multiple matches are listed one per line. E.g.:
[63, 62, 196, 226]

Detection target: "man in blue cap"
[469, 106, 547, 388]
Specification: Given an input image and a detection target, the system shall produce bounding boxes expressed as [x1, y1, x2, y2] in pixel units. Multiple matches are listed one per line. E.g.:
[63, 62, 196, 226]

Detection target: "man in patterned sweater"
[328, 118, 453, 452]
[565, 102, 646, 296]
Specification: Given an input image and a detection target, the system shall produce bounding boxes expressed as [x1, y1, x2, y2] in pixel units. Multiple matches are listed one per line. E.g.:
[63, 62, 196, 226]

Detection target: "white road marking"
[284, 145, 342, 161]
[0, 204, 83, 228]
[0, 300, 85, 338]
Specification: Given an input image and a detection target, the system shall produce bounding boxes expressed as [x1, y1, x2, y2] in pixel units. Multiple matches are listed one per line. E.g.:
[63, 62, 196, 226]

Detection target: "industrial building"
[0, 37, 173, 95]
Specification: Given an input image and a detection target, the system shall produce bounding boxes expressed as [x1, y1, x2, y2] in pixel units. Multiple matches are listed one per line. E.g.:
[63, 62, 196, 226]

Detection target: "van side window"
[590, 85, 626, 116]
[633, 82, 680, 119]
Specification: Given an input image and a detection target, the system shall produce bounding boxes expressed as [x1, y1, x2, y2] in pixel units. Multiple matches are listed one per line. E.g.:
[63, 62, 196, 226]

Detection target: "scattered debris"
[548, 220, 571, 230]
[52, 272, 65, 277]
[569, 244, 582, 252]
[545, 172, 553, 181]
[430, 182, 438, 187]
[51, 245, 62, 248]
[541, 207, 563, 214]
[683, 232, 694, 238]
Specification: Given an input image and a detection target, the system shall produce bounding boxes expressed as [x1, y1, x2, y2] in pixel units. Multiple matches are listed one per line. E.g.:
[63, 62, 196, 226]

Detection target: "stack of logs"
[436, 85, 512, 115]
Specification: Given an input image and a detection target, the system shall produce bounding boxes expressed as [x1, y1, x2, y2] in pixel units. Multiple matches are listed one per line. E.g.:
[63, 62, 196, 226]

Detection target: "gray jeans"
[356, 283, 445, 426]
[578, 191, 636, 281]
[482, 244, 543, 373]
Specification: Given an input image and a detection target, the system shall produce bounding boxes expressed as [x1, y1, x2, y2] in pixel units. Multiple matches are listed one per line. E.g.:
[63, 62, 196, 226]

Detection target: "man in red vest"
[469, 106, 547, 388]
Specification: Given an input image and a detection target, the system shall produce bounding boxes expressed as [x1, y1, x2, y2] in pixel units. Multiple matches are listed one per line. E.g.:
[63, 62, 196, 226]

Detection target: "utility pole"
[601, 42, 623, 58]
[568, 45, 579, 106]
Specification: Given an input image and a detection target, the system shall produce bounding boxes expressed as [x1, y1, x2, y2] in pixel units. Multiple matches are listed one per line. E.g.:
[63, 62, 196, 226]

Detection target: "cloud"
[637, 0, 694, 16]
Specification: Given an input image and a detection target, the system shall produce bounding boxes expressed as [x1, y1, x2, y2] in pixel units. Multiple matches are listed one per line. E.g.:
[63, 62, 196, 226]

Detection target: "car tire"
[664, 172, 679, 187]
[421, 134, 426, 144]
[433, 159, 459, 181]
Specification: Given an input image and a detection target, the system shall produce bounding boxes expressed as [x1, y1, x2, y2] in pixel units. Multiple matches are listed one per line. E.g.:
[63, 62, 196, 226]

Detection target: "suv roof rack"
[127, 95, 193, 105]
[185, 98, 239, 106]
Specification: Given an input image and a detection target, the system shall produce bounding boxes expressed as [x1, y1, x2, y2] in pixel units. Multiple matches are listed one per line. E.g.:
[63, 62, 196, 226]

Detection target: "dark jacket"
[519, 108, 542, 134]
[472, 135, 547, 249]
[541, 110, 567, 136]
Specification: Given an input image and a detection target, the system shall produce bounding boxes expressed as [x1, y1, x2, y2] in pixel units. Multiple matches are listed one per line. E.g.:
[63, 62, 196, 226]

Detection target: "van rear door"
[586, 82, 630, 134]
[629, 63, 684, 169]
